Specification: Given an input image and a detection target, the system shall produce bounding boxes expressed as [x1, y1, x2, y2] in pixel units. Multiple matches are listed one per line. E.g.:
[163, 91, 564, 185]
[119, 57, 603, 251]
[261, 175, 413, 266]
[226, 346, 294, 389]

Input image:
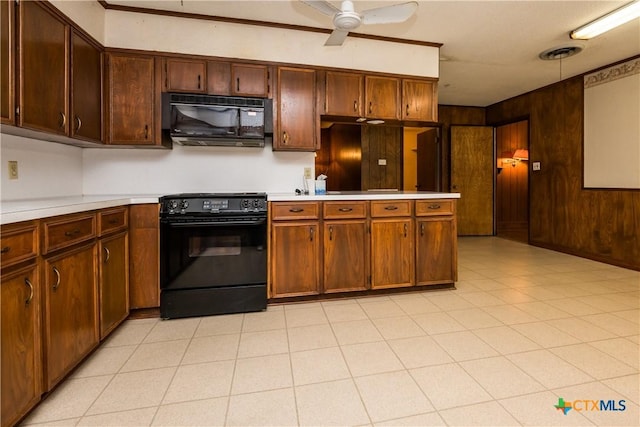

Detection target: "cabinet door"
[271, 222, 320, 297]
[1, 0, 14, 125]
[164, 58, 206, 93]
[106, 54, 156, 145]
[129, 204, 159, 309]
[19, 1, 68, 134]
[402, 79, 437, 122]
[43, 244, 98, 391]
[1, 264, 41, 427]
[365, 76, 399, 120]
[71, 30, 102, 143]
[325, 71, 363, 116]
[207, 60, 231, 95]
[323, 221, 368, 293]
[370, 219, 414, 289]
[416, 218, 455, 284]
[232, 64, 268, 97]
[99, 233, 128, 339]
[275, 67, 317, 151]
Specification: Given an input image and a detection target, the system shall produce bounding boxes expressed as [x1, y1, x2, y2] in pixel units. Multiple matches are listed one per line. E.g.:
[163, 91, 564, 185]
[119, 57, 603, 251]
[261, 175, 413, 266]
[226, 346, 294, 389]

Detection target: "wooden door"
[365, 76, 399, 120]
[106, 53, 155, 145]
[164, 58, 206, 93]
[19, 1, 68, 135]
[44, 244, 98, 390]
[275, 67, 317, 150]
[370, 219, 414, 289]
[71, 29, 102, 143]
[417, 128, 440, 191]
[129, 204, 159, 309]
[451, 126, 494, 235]
[1, 0, 14, 125]
[361, 125, 402, 190]
[271, 222, 320, 297]
[416, 217, 455, 284]
[325, 71, 363, 116]
[402, 79, 437, 122]
[232, 64, 268, 97]
[323, 221, 368, 292]
[1, 264, 40, 427]
[99, 233, 128, 339]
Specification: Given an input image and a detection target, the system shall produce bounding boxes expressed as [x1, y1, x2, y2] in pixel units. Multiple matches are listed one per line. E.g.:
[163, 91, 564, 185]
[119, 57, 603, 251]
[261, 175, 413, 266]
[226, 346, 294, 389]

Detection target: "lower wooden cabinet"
[271, 222, 320, 297]
[416, 218, 456, 284]
[1, 264, 41, 427]
[128, 204, 159, 309]
[99, 232, 128, 338]
[43, 242, 98, 391]
[370, 218, 414, 289]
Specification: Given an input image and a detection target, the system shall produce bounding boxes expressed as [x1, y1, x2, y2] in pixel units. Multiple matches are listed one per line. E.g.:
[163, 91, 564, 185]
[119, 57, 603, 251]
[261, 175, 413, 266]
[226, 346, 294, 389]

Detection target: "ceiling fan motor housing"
[334, 11, 362, 30]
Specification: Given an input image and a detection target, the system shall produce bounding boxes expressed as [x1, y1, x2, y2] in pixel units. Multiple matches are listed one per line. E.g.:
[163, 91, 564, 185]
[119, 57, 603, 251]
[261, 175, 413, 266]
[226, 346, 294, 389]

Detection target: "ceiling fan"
[301, 0, 419, 46]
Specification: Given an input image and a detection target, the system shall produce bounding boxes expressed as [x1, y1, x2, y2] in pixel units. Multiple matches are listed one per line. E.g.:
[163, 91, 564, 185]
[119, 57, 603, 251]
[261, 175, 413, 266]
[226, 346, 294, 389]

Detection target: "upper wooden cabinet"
[71, 29, 102, 143]
[204, 60, 269, 97]
[402, 78, 437, 122]
[324, 71, 363, 117]
[365, 76, 400, 120]
[1, 0, 15, 125]
[106, 53, 163, 146]
[18, 0, 68, 135]
[164, 58, 206, 93]
[274, 66, 318, 151]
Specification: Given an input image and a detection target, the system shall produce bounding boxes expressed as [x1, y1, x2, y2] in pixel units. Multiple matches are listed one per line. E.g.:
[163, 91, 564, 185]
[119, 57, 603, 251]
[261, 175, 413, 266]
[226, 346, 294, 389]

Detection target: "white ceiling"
[107, 0, 640, 106]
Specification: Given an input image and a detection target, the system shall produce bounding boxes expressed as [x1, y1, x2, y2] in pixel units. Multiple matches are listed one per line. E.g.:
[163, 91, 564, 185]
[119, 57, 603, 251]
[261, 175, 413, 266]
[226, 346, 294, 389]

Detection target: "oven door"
[160, 218, 267, 291]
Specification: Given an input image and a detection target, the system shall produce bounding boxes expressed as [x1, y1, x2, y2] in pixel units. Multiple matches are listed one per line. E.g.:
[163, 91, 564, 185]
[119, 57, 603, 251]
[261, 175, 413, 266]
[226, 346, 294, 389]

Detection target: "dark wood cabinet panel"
[323, 220, 368, 293]
[43, 243, 98, 391]
[1, 264, 41, 427]
[106, 53, 157, 145]
[99, 232, 128, 338]
[271, 222, 320, 298]
[416, 217, 456, 284]
[71, 30, 102, 143]
[275, 67, 317, 151]
[365, 76, 399, 120]
[402, 79, 437, 122]
[370, 218, 414, 289]
[232, 63, 268, 97]
[129, 204, 159, 309]
[325, 71, 363, 116]
[164, 58, 206, 93]
[207, 60, 231, 95]
[19, 0, 68, 135]
[1, 0, 14, 125]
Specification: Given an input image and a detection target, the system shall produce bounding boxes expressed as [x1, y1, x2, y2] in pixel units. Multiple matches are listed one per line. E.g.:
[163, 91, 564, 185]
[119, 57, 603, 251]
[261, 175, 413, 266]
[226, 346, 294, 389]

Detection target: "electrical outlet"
[8, 161, 18, 180]
[303, 167, 312, 179]
[532, 161, 541, 171]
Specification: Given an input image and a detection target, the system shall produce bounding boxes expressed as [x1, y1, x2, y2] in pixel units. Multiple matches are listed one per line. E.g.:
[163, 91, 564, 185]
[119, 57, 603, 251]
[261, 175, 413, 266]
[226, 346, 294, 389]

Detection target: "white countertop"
[0, 195, 160, 225]
[268, 191, 460, 202]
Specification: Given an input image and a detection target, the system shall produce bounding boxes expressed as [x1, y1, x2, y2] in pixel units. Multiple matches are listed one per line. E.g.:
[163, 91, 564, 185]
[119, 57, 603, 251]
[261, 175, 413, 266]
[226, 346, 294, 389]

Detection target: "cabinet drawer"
[370, 200, 412, 217]
[323, 201, 367, 219]
[271, 202, 320, 221]
[0, 222, 38, 268]
[415, 200, 454, 216]
[42, 213, 96, 254]
[98, 207, 128, 236]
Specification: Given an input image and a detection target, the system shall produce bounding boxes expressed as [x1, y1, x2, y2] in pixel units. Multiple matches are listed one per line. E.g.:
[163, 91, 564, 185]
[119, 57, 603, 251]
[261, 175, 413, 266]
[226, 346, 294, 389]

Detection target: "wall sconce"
[513, 149, 529, 161]
[497, 149, 529, 173]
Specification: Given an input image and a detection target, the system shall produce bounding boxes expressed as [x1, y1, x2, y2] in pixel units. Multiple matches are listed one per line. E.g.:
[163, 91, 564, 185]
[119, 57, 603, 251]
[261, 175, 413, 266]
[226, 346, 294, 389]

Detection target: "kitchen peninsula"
[268, 191, 460, 300]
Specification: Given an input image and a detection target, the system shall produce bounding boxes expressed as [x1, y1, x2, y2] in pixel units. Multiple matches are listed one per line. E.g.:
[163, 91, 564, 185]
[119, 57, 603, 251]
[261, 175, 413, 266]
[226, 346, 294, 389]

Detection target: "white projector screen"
[583, 58, 640, 189]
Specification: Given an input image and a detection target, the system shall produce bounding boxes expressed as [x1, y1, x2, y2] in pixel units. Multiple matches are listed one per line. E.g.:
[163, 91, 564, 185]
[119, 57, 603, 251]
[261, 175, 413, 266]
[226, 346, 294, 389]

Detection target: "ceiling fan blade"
[300, 0, 341, 17]
[325, 29, 349, 46]
[361, 1, 418, 25]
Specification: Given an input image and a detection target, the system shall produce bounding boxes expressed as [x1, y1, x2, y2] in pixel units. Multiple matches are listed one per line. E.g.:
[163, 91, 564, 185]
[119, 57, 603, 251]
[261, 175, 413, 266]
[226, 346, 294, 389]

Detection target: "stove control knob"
[168, 200, 179, 211]
[180, 200, 189, 210]
[253, 199, 260, 208]
[242, 199, 250, 209]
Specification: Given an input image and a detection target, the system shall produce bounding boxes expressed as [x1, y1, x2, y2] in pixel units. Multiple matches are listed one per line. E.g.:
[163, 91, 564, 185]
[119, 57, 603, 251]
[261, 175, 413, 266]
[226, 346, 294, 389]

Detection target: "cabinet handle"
[64, 229, 81, 237]
[338, 207, 353, 212]
[164, 63, 168, 89]
[236, 77, 240, 92]
[282, 131, 289, 144]
[104, 246, 111, 263]
[420, 223, 425, 236]
[144, 124, 149, 139]
[353, 100, 358, 112]
[428, 204, 441, 210]
[74, 115, 82, 132]
[52, 267, 61, 291]
[406, 103, 410, 116]
[59, 112, 66, 129]
[289, 208, 304, 213]
[368, 101, 372, 115]
[25, 277, 34, 305]
[329, 226, 333, 241]
[0, 246, 10, 254]
[404, 223, 408, 238]
[384, 205, 399, 211]
[197, 74, 201, 89]
[309, 226, 314, 242]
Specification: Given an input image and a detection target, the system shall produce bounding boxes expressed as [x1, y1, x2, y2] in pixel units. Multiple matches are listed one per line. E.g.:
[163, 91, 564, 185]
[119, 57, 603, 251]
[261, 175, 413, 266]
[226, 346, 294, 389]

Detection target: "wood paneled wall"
[486, 77, 639, 270]
[361, 125, 403, 190]
[438, 106, 486, 191]
[317, 125, 362, 191]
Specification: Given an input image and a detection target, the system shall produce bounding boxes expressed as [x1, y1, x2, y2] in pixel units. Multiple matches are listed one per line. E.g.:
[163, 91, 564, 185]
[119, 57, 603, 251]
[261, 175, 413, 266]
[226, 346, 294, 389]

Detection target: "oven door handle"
[165, 219, 267, 227]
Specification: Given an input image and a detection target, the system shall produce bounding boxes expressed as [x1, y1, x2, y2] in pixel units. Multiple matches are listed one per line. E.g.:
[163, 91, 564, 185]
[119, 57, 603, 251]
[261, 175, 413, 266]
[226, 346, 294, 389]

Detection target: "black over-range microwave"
[161, 93, 273, 147]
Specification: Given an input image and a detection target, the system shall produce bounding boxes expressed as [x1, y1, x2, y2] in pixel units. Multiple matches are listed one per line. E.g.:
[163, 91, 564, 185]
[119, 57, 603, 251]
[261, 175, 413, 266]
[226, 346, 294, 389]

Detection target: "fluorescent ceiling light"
[571, 0, 640, 39]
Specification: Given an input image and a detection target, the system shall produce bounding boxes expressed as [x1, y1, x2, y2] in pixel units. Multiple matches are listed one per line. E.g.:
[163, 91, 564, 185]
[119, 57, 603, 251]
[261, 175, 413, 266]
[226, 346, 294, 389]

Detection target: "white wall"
[49, 0, 105, 44]
[0, 134, 83, 200]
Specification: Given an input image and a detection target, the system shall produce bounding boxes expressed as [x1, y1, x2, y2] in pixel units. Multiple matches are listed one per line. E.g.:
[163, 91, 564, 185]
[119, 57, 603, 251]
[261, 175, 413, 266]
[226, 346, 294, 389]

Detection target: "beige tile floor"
[22, 237, 639, 426]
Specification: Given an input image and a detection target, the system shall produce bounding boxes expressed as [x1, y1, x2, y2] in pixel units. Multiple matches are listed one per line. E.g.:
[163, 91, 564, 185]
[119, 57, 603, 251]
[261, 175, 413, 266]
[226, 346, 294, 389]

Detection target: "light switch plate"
[378, 159, 387, 166]
[303, 167, 312, 179]
[532, 161, 541, 171]
[8, 161, 18, 179]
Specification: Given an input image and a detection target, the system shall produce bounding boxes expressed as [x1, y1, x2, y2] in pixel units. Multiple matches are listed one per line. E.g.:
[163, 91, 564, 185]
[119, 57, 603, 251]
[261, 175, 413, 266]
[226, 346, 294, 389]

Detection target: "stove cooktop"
[160, 193, 267, 215]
